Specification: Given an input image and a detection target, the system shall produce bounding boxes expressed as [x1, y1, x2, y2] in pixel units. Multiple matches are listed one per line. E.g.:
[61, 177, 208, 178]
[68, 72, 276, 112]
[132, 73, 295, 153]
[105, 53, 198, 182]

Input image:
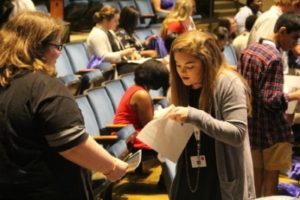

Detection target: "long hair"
[119, 6, 139, 35]
[0, 11, 63, 87]
[169, 31, 252, 115]
[160, 0, 193, 39]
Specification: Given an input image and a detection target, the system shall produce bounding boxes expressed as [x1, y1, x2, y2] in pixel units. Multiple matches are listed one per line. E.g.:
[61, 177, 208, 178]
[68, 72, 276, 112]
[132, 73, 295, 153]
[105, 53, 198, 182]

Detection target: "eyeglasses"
[48, 43, 64, 51]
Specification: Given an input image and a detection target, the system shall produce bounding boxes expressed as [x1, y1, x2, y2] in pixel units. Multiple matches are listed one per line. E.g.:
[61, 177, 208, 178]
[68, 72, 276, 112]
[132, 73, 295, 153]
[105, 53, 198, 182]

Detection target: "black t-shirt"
[172, 88, 221, 200]
[0, 71, 93, 200]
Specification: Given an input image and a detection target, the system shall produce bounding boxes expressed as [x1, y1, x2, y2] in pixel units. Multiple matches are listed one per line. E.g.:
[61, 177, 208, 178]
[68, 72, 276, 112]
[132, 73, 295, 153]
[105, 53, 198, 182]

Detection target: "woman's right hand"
[122, 48, 135, 57]
[106, 159, 128, 182]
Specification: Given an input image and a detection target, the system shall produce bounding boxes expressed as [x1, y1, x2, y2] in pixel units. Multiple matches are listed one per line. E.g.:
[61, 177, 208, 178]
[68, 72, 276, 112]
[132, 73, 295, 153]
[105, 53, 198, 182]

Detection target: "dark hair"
[213, 26, 229, 41]
[119, 6, 139, 34]
[93, 5, 119, 23]
[246, 0, 254, 7]
[245, 15, 257, 31]
[0, 0, 14, 27]
[134, 59, 169, 94]
[164, 32, 179, 52]
[218, 18, 230, 32]
[274, 12, 300, 33]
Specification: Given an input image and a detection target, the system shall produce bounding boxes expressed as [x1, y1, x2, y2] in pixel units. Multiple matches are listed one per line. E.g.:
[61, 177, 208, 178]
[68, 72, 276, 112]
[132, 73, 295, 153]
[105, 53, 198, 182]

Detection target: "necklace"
[184, 129, 200, 193]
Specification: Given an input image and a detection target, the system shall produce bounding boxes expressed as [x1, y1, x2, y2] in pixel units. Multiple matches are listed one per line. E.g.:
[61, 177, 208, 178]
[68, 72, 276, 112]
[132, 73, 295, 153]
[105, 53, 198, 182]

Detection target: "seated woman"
[160, 0, 196, 40]
[113, 59, 169, 150]
[152, 0, 174, 18]
[86, 5, 134, 65]
[115, 6, 157, 58]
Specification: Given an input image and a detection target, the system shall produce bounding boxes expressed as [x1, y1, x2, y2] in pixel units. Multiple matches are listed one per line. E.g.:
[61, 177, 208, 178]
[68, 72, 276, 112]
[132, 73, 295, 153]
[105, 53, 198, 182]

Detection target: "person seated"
[152, 0, 174, 18]
[86, 5, 135, 65]
[160, 0, 196, 40]
[115, 6, 157, 58]
[113, 59, 169, 150]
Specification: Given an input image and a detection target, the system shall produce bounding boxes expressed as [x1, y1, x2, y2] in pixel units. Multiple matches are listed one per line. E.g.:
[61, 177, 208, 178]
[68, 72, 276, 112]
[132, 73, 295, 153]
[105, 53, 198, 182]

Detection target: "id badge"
[190, 155, 207, 168]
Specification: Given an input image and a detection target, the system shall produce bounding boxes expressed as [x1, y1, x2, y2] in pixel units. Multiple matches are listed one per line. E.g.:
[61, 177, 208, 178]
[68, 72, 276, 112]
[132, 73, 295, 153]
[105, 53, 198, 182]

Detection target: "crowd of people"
[2, 0, 300, 200]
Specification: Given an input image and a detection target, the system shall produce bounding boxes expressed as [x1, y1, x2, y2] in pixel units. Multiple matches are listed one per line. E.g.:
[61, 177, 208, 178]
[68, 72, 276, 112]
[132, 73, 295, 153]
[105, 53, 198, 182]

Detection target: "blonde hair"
[0, 11, 63, 87]
[160, 0, 193, 39]
[169, 30, 252, 115]
[93, 5, 119, 23]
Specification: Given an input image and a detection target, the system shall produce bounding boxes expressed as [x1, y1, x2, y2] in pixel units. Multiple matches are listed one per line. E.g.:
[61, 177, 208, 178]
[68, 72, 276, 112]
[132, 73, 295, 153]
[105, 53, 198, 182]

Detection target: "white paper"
[124, 150, 142, 173]
[137, 105, 195, 163]
[284, 75, 300, 114]
[127, 57, 151, 64]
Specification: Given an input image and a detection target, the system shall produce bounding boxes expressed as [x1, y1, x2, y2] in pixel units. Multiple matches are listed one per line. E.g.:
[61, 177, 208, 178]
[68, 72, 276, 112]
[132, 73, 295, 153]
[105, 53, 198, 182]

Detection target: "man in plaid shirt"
[238, 13, 300, 197]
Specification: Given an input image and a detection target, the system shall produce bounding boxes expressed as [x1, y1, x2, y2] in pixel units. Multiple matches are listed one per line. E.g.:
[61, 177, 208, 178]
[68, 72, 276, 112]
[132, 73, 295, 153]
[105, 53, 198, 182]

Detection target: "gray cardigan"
[186, 71, 255, 200]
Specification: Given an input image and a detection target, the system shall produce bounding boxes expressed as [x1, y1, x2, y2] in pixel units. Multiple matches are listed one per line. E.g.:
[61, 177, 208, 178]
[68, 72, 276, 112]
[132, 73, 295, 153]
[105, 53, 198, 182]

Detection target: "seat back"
[87, 87, 116, 133]
[223, 44, 238, 66]
[104, 79, 126, 112]
[134, 29, 153, 41]
[102, 0, 121, 11]
[151, 27, 160, 35]
[134, 0, 155, 26]
[64, 42, 90, 73]
[64, 0, 89, 22]
[55, 48, 75, 77]
[75, 95, 101, 137]
[149, 87, 164, 97]
[119, 72, 135, 90]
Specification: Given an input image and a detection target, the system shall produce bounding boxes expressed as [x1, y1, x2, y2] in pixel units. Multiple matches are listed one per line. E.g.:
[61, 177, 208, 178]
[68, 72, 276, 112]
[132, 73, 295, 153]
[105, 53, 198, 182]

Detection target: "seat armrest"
[100, 124, 128, 134]
[93, 135, 118, 146]
[140, 14, 155, 18]
[76, 68, 97, 74]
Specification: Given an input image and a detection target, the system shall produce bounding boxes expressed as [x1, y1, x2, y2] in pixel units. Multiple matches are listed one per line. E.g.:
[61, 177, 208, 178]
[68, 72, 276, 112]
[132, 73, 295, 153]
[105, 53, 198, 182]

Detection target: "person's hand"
[122, 48, 135, 57]
[288, 89, 300, 101]
[168, 106, 189, 123]
[106, 159, 128, 182]
[144, 34, 157, 46]
[130, 51, 142, 60]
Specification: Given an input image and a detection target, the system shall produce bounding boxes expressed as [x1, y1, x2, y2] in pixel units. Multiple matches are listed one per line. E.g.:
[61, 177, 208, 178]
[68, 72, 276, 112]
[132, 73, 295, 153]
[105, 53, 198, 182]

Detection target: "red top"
[114, 85, 153, 149]
[167, 21, 186, 34]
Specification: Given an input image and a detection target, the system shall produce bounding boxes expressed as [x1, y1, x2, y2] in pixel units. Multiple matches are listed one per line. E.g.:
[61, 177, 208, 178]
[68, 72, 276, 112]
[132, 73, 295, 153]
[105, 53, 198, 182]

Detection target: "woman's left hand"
[168, 106, 189, 123]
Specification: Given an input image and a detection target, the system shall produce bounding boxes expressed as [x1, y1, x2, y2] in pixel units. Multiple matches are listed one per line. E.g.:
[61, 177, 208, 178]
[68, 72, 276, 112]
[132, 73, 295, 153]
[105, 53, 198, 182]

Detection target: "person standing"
[234, 0, 262, 34]
[0, 11, 128, 200]
[167, 30, 255, 200]
[238, 13, 300, 197]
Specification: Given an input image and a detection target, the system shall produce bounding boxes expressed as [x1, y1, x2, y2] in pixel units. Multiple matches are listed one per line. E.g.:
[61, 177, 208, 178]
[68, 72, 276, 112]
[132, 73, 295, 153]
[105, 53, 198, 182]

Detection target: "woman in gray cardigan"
[167, 31, 255, 200]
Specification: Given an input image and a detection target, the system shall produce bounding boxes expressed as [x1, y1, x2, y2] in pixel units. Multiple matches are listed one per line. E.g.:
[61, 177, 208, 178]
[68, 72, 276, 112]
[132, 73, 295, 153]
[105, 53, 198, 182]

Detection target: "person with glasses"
[0, 11, 128, 200]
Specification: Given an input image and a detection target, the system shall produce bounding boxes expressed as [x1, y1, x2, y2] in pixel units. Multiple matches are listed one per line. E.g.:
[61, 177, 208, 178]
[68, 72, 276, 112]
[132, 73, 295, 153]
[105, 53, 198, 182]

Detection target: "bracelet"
[103, 159, 117, 176]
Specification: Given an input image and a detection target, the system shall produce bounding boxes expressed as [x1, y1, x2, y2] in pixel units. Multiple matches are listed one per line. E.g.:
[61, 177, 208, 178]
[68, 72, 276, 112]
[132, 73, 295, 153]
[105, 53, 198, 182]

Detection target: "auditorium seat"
[103, 79, 126, 112]
[55, 48, 81, 95]
[63, 42, 108, 93]
[75, 95, 135, 145]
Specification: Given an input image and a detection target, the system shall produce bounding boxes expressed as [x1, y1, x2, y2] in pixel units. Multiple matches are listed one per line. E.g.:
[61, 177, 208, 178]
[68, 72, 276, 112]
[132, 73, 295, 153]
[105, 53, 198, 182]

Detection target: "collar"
[259, 38, 277, 49]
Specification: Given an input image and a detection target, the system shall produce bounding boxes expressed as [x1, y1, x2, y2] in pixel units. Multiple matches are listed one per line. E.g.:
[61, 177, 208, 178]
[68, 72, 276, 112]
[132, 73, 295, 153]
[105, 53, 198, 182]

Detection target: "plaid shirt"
[237, 41, 293, 149]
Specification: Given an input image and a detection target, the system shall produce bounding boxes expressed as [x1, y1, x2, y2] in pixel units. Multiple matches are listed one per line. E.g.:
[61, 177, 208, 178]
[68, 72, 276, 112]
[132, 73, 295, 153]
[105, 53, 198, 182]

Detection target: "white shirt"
[234, 6, 261, 34]
[232, 31, 250, 59]
[247, 5, 282, 45]
[10, 0, 36, 18]
[86, 26, 123, 63]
